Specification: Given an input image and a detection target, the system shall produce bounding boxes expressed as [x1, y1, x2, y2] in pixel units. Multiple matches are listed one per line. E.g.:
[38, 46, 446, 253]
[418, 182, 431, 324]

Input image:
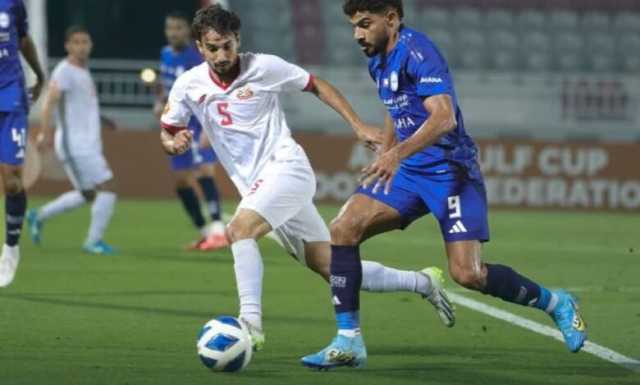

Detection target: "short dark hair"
[64, 25, 90, 42]
[192, 4, 241, 41]
[343, 0, 404, 19]
[166, 10, 191, 24]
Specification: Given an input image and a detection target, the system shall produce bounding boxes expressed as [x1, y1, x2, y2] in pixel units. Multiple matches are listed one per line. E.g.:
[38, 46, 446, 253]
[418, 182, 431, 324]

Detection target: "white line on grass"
[449, 293, 640, 373]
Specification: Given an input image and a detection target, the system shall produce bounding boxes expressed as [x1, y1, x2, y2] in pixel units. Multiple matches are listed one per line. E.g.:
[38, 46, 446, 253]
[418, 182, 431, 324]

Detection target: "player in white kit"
[160, 5, 454, 350]
[27, 26, 117, 255]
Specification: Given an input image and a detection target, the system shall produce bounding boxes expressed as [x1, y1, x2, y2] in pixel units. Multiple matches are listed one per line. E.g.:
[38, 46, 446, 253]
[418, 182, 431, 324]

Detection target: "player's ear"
[384, 8, 399, 28]
[195, 39, 205, 55]
[235, 32, 241, 49]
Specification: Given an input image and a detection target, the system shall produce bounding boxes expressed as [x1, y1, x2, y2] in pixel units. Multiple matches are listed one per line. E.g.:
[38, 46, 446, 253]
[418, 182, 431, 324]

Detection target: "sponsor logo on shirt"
[382, 94, 410, 109]
[236, 86, 254, 100]
[420, 77, 443, 84]
[0, 13, 10, 29]
[390, 71, 399, 91]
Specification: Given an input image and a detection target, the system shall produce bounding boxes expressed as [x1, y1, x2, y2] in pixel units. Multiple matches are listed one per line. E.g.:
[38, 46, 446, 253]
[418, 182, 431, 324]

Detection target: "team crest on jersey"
[0, 12, 9, 29]
[390, 71, 399, 92]
[236, 86, 254, 100]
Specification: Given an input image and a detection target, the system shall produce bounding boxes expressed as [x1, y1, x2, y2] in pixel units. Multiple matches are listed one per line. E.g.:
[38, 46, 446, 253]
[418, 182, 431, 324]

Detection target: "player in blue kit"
[155, 11, 227, 251]
[0, 0, 45, 287]
[302, 0, 587, 369]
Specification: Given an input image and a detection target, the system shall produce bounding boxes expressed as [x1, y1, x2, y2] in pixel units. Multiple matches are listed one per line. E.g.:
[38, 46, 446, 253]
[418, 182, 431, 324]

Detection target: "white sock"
[86, 192, 116, 245]
[37, 191, 86, 222]
[231, 239, 263, 330]
[210, 220, 225, 235]
[361, 260, 432, 295]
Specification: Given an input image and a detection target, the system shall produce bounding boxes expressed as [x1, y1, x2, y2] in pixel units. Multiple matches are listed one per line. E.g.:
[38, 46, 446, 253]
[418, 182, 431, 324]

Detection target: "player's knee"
[2, 169, 23, 195]
[450, 266, 485, 290]
[225, 221, 255, 243]
[3, 178, 22, 195]
[329, 217, 364, 245]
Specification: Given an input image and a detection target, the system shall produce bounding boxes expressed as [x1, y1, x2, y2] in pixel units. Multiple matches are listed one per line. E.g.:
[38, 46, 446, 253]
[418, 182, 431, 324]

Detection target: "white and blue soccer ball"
[196, 316, 253, 372]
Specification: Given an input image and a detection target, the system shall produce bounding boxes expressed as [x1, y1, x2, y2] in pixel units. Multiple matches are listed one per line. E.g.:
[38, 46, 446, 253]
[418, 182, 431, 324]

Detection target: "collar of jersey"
[208, 58, 243, 91]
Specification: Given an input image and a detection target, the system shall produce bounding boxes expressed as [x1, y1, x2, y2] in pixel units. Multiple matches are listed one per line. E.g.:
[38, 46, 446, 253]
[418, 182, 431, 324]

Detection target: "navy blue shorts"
[356, 165, 490, 243]
[0, 110, 28, 165]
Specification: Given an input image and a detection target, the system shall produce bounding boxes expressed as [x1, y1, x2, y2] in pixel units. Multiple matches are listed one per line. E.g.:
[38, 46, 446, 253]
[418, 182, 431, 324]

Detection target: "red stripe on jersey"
[161, 122, 186, 135]
[303, 74, 316, 92]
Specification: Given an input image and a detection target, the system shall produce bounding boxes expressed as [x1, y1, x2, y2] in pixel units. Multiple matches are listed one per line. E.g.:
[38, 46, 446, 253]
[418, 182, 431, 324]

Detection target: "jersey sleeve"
[14, 0, 28, 38]
[406, 43, 454, 98]
[160, 79, 192, 134]
[51, 65, 72, 92]
[259, 54, 313, 92]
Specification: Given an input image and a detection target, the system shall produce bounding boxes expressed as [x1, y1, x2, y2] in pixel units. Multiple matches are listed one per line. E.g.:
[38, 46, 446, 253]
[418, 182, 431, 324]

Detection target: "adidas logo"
[331, 296, 342, 306]
[448, 220, 467, 234]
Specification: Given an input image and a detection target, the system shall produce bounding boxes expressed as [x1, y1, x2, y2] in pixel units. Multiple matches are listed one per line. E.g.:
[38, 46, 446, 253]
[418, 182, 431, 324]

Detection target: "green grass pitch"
[1, 198, 639, 385]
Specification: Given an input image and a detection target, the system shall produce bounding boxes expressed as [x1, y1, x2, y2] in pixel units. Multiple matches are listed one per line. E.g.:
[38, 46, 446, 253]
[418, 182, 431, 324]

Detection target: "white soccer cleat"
[0, 244, 21, 288]
[419, 267, 456, 327]
[239, 317, 265, 352]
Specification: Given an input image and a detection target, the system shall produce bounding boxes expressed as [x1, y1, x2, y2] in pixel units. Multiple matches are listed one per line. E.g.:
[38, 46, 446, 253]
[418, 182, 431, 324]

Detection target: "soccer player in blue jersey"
[0, 0, 45, 287]
[303, 0, 587, 369]
[155, 11, 226, 251]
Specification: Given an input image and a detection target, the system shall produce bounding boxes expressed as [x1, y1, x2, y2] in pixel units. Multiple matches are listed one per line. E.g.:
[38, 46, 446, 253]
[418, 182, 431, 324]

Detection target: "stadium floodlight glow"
[140, 68, 157, 84]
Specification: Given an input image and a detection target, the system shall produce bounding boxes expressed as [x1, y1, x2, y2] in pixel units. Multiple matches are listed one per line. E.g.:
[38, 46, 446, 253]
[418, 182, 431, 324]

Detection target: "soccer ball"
[196, 316, 253, 372]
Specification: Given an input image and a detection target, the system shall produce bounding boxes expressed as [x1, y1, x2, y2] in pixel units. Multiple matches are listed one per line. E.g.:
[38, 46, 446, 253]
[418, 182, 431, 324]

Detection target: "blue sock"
[336, 311, 360, 330]
[5, 191, 27, 246]
[331, 245, 362, 331]
[197, 176, 222, 221]
[176, 187, 205, 229]
[483, 264, 554, 312]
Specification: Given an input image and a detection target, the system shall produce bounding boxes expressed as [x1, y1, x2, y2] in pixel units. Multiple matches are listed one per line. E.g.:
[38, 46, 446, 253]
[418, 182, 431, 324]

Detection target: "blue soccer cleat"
[549, 290, 587, 352]
[83, 240, 117, 256]
[27, 209, 43, 245]
[301, 334, 367, 370]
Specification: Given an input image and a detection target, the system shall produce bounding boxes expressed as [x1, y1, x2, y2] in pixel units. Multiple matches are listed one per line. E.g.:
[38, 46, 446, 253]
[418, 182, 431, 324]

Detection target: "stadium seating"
[231, 1, 639, 74]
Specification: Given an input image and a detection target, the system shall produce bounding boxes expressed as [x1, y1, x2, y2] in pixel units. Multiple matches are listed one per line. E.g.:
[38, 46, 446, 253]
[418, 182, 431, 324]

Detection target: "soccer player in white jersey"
[160, 5, 454, 351]
[27, 26, 118, 255]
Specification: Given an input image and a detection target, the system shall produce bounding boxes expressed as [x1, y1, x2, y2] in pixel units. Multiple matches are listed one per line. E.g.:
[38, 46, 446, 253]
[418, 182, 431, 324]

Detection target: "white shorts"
[58, 152, 113, 191]
[237, 155, 330, 262]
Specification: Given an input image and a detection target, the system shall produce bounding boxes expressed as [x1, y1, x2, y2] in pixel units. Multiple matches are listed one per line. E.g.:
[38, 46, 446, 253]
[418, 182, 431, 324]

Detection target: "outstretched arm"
[306, 76, 383, 147]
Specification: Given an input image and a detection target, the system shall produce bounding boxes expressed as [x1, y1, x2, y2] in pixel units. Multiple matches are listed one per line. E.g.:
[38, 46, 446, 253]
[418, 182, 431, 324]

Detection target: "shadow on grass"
[0, 292, 329, 326]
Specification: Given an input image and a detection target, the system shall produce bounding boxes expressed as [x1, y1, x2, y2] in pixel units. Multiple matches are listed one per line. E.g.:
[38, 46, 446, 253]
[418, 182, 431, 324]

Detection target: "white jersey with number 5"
[161, 53, 314, 195]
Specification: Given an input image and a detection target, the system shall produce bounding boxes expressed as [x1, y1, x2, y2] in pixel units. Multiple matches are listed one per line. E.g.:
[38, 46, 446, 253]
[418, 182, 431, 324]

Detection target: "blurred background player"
[303, 0, 587, 369]
[0, 0, 45, 287]
[154, 11, 226, 251]
[161, 4, 453, 351]
[27, 26, 118, 256]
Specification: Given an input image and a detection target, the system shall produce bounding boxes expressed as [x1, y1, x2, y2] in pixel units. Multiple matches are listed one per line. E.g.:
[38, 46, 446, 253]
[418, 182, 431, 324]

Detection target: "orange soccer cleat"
[197, 233, 229, 251]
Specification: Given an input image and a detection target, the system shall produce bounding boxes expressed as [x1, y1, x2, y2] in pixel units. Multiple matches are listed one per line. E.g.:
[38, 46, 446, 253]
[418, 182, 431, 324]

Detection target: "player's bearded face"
[197, 30, 240, 75]
[350, 12, 390, 57]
